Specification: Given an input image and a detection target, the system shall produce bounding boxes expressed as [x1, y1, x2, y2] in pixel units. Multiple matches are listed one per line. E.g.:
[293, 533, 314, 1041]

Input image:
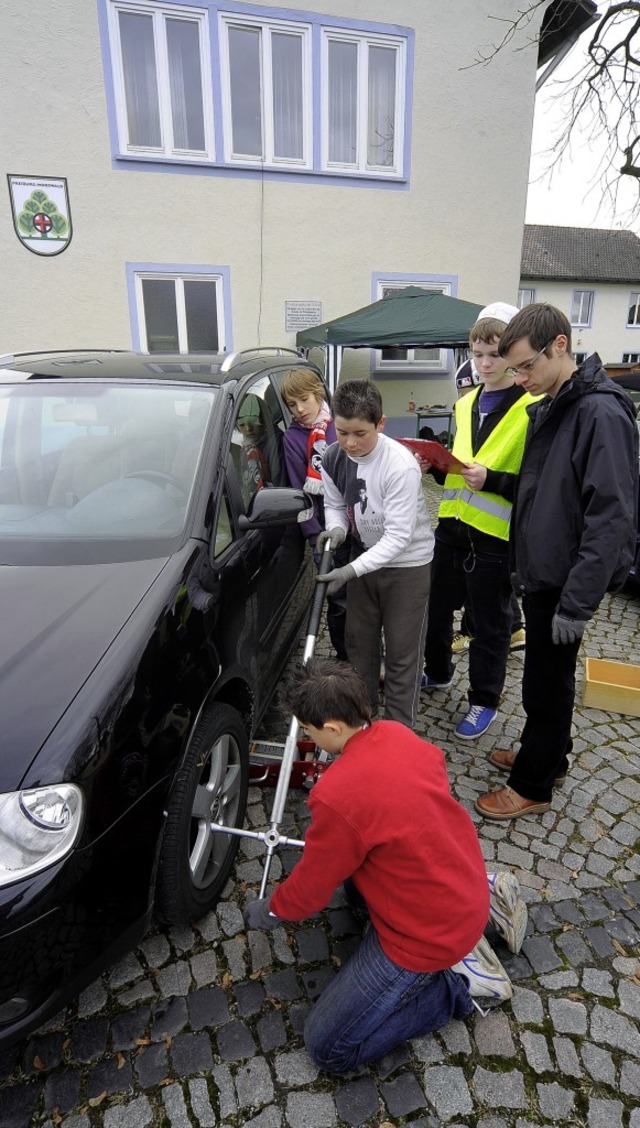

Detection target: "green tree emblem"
[17, 188, 68, 238]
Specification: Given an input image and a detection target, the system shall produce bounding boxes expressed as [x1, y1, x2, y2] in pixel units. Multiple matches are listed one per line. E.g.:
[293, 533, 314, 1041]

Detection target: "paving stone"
[188, 1077, 216, 1127]
[302, 966, 337, 1000]
[150, 996, 188, 1041]
[43, 1068, 82, 1114]
[88, 1053, 134, 1097]
[162, 1081, 191, 1127]
[257, 1011, 288, 1053]
[605, 915, 639, 946]
[521, 935, 562, 972]
[249, 930, 273, 973]
[103, 1095, 154, 1128]
[170, 1031, 214, 1075]
[190, 949, 219, 986]
[134, 1042, 169, 1089]
[620, 1058, 640, 1096]
[295, 927, 331, 963]
[245, 1107, 282, 1128]
[25, 1032, 66, 1075]
[112, 1005, 152, 1050]
[109, 951, 145, 989]
[376, 1043, 412, 1078]
[551, 1037, 584, 1079]
[264, 968, 303, 1001]
[591, 1003, 640, 1055]
[381, 1072, 427, 1117]
[77, 979, 108, 1017]
[217, 901, 245, 935]
[187, 985, 230, 1030]
[587, 1097, 624, 1128]
[520, 1031, 553, 1073]
[235, 979, 267, 1016]
[582, 967, 615, 997]
[538, 969, 579, 989]
[556, 928, 592, 965]
[473, 1010, 516, 1056]
[288, 1002, 313, 1036]
[236, 1056, 275, 1109]
[439, 1019, 472, 1054]
[536, 1082, 575, 1120]
[411, 1034, 444, 1064]
[548, 997, 588, 1035]
[423, 1066, 473, 1119]
[585, 926, 616, 957]
[274, 1049, 319, 1085]
[140, 931, 172, 968]
[212, 1063, 237, 1119]
[70, 1016, 110, 1062]
[511, 985, 544, 1025]
[285, 1090, 336, 1127]
[334, 1076, 380, 1126]
[473, 1067, 527, 1109]
[156, 960, 192, 998]
[580, 1042, 617, 1086]
[216, 1020, 256, 1061]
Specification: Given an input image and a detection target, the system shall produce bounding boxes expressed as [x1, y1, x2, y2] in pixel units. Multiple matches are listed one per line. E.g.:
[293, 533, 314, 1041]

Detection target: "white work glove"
[316, 563, 356, 596]
[316, 527, 347, 552]
[551, 612, 588, 645]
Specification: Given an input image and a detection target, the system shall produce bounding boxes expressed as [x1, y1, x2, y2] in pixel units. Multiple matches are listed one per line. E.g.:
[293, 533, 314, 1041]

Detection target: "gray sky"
[525, 4, 639, 232]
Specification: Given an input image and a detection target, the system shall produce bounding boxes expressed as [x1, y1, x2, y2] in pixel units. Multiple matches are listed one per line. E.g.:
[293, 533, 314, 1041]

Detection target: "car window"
[231, 376, 284, 510]
[0, 382, 216, 563]
[214, 489, 234, 557]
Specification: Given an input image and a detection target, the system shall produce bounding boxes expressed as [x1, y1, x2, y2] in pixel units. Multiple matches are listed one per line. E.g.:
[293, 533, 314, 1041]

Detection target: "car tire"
[155, 703, 249, 925]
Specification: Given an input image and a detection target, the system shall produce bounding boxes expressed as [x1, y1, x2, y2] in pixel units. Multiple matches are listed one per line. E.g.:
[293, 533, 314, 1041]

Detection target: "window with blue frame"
[105, 1, 411, 180]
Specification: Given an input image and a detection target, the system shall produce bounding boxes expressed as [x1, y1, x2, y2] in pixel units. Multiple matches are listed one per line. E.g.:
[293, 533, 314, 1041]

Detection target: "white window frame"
[374, 280, 451, 373]
[108, 0, 215, 160]
[218, 12, 312, 168]
[627, 292, 640, 327]
[518, 287, 536, 308]
[570, 290, 594, 328]
[134, 271, 226, 354]
[321, 27, 406, 177]
[622, 352, 640, 363]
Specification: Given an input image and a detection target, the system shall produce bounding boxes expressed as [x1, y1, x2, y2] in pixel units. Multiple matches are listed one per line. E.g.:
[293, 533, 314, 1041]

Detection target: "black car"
[0, 348, 318, 1047]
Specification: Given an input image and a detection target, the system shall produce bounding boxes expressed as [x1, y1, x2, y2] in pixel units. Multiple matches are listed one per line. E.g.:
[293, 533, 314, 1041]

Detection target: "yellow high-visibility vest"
[439, 389, 538, 540]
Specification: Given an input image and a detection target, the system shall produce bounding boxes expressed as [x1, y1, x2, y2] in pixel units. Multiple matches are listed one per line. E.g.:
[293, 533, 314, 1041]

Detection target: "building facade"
[3, 1, 558, 428]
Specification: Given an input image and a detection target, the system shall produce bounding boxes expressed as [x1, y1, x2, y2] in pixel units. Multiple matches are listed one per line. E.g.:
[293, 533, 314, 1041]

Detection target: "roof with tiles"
[521, 225, 640, 283]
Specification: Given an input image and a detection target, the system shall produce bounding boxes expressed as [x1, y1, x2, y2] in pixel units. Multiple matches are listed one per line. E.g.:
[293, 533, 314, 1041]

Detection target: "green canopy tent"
[296, 286, 484, 391]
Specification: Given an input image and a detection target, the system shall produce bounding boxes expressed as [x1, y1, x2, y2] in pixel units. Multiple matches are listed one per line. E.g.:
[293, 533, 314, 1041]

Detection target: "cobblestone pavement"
[1, 541, 640, 1126]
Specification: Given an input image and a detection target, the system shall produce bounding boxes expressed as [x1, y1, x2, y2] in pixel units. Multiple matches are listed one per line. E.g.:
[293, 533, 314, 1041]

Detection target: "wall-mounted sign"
[285, 300, 323, 333]
[8, 175, 72, 256]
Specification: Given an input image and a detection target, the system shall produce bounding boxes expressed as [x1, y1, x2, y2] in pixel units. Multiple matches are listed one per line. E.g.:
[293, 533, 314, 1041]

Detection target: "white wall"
[1, 0, 541, 423]
[519, 280, 640, 365]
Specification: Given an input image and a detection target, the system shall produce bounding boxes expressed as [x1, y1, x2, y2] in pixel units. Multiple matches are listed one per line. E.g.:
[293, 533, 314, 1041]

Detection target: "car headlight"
[0, 785, 84, 887]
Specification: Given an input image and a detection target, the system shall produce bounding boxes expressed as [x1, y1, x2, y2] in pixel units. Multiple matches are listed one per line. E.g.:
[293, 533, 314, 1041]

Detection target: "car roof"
[0, 350, 227, 384]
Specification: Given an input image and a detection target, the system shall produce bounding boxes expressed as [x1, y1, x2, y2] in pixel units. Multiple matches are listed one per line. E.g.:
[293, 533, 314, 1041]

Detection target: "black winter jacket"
[511, 354, 639, 620]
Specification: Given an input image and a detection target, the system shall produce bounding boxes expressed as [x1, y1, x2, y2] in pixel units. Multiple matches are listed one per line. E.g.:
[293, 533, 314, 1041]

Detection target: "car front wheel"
[155, 703, 249, 925]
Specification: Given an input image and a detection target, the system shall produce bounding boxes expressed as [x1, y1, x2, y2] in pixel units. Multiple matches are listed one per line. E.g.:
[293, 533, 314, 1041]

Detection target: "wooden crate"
[583, 657, 640, 717]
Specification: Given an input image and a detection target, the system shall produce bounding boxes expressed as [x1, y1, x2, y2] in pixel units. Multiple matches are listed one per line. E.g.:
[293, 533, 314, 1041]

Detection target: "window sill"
[114, 153, 408, 185]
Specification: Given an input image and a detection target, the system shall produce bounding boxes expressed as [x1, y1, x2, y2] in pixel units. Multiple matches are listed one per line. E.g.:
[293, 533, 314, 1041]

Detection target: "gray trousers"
[345, 563, 431, 728]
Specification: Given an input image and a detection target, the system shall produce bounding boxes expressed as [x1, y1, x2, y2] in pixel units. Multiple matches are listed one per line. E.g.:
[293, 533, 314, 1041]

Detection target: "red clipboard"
[398, 438, 470, 474]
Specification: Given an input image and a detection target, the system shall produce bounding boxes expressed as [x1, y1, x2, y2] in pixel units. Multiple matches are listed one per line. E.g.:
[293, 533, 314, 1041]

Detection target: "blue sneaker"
[420, 673, 453, 691]
[455, 705, 497, 739]
[451, 936, 512, 1001]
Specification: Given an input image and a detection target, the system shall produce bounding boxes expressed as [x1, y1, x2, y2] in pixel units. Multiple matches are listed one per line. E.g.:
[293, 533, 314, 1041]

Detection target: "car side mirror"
[238, 487, 314, 530]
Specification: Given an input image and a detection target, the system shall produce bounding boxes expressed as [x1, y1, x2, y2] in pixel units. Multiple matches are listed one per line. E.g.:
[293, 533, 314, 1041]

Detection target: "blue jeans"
[304, 924, 473, 1074]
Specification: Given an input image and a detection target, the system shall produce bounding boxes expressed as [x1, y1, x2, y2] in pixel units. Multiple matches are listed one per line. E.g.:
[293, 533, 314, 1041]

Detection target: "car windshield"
[0, 382, 216, 563]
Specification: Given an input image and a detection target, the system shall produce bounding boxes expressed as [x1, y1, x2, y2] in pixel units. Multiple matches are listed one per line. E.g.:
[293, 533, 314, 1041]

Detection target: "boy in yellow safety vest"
[421, 305, 540, 739]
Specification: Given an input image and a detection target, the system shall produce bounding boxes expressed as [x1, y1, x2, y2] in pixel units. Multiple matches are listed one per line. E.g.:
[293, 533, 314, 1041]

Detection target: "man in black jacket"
[475, 303, 638, 821]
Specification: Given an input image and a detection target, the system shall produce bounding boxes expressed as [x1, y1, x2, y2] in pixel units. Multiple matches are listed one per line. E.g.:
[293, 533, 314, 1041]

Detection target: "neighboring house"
[519, 225, 640, 367]
[1, 0, 594, 432]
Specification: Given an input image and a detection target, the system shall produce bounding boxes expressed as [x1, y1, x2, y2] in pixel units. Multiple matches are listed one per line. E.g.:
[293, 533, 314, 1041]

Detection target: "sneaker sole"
[421, 680, 453, 692]
[451, 936, 513, 1001]
[488, 873, 527, 954]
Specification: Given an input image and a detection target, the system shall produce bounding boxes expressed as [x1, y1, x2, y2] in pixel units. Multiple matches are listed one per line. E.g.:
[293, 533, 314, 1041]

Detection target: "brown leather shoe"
[475, 786, 551, 821]
[488, 749, 567, 787]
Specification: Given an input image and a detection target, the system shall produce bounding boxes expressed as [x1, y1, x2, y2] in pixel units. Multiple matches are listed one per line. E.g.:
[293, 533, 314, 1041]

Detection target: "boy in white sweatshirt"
[317, 380, 434, 726]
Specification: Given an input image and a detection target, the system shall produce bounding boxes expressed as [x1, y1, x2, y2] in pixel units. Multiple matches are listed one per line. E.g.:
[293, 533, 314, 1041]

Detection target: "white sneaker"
[487, 871, 528, 954]
[451, 936, 513, 1001]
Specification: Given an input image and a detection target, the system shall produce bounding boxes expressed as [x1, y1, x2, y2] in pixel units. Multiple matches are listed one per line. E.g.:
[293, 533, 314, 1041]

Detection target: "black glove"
[317, 527, 347, 552]
[551, 612, 588, 646]
[244, 897, 281, 930]
[316, 563, 356, 596]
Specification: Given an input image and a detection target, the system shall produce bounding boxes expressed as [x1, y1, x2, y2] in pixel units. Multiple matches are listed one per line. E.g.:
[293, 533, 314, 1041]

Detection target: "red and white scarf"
[303, 402, 332, 495]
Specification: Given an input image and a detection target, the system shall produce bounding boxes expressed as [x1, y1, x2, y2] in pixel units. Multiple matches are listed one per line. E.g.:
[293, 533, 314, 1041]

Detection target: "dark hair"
[282, 657, 371, 728]
[331, 379, 383, 425]
[498, 303, 573, 356]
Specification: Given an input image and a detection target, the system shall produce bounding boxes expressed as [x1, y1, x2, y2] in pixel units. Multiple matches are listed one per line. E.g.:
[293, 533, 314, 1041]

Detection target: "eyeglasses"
[505, 340, 556, 379]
